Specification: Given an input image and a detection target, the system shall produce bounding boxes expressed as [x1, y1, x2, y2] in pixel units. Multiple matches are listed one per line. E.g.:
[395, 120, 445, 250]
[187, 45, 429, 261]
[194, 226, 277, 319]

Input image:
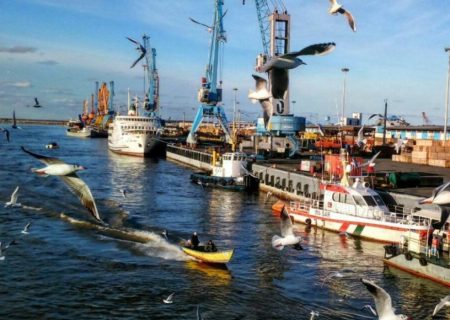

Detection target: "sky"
[0, 0, 450, 125]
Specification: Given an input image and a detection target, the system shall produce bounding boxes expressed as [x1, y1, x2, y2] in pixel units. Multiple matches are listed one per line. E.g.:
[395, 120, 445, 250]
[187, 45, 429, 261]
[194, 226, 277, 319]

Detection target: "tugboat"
[190, 151, 259, 192]
[383, 229, 450, 287]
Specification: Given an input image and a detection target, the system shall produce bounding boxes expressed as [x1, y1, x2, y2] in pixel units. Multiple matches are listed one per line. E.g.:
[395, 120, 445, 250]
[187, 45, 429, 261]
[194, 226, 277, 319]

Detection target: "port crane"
[186, 0, 233, 145]
[127, 34, 160, 116]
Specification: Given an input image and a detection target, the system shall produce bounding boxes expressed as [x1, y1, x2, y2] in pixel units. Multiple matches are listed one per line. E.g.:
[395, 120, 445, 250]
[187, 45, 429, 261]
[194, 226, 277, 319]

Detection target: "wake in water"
[60, 213, 191, 261]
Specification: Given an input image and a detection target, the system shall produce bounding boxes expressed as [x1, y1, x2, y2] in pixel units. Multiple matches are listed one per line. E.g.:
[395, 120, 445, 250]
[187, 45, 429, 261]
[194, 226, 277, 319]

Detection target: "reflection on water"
[184, 260, 232, 286]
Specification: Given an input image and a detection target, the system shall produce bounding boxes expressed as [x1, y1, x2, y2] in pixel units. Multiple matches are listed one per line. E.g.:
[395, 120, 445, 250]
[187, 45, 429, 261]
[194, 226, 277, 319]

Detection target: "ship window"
[345, 195, 355, 205]
[363, 196, 377, 207]
[332, 192, 339, 202]
[373, 195, 385, 206]
[353, 195, 365, 206]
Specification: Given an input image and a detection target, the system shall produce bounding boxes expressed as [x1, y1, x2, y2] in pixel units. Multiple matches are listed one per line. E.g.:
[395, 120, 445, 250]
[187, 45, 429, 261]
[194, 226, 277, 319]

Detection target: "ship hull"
[273, 201, 429, 244]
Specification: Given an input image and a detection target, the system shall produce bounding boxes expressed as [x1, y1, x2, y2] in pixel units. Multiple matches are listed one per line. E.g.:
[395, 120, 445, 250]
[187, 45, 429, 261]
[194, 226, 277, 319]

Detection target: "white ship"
[108, 102, 162, 157]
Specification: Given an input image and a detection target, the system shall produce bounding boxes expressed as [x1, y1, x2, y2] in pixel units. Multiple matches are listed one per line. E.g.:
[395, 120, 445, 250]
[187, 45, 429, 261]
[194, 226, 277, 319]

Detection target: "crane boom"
[254, 0, 271, 57]
[142, 35, 159, 114]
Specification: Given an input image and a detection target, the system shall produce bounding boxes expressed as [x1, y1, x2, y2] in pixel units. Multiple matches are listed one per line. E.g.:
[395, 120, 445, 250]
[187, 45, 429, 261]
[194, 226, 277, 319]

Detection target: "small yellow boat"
[181, 246, 234, 264]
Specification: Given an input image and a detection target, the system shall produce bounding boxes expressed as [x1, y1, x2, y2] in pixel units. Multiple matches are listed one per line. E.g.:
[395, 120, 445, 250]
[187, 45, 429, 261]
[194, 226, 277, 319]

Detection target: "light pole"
[444, 48, 450, 142]
[341, 68, 349, 125]
[291, 100, 296, 115]
[233, 88, 238, 133]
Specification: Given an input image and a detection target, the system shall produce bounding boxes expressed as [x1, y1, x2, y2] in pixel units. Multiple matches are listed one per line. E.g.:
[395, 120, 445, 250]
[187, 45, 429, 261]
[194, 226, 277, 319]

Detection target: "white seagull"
[21, 222, 31, 234]
[360, 151, 381, 168]
[328, 0, 356, 32]
[120, 188, 127, 198]
[21, 146, 102, 223]
[163, 292, 175, 304]
[248, 74, 272, 129]
[419, 181, 450, 229]
[310, 311, 320, 320]
[432, 295, 450, 316]
[272, 206, 302, 250]
[5, 186, 21, 208]
[356, 125, 366, 147]
[0, 128, 10, 142]
[361, 278, 409, 320]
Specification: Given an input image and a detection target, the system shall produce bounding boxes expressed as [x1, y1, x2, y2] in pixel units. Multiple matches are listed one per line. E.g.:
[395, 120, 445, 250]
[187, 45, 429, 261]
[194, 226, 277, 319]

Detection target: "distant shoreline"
[0, 118, 66, 126]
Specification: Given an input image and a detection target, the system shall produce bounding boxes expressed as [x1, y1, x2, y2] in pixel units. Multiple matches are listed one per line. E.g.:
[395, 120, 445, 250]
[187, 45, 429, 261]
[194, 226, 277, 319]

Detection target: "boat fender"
[363, 182, 370, 188]
[419, 257, 427, 266]
[405, 251, 413, 261]
[305, 218, 312, 226]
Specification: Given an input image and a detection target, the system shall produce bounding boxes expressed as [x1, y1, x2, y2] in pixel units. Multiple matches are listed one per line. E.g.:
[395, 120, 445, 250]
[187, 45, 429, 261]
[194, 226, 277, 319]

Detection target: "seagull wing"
[342, 9, 356, 32]
[21, 146, 65, 165]
[60, 173, 101, 222]
[126, 37, 139, 45]
[360, 151, 381, 167]
[189, 17, 211, 29]
[280, 206, 294, 237]
[24, 222, 31, 231]
[361, 279, 396, 319]
[329, 0, 338, 5]
[165, 292, 175, 302]
[368, 113, 384, 120]
[252, 74, 268, 91]
[433, 295, 450, 316]
[197, 305, 203, 320]
[357, 125, 364, 144]
[130, 50, 146, 69]
[285, 42, 336, 58]
[10, 186, 19, 204]
[430, 181, 450, 201]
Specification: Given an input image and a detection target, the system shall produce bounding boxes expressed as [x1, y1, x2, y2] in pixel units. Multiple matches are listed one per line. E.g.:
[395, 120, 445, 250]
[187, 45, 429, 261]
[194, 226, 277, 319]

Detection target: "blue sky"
[0, 0, 450, 125]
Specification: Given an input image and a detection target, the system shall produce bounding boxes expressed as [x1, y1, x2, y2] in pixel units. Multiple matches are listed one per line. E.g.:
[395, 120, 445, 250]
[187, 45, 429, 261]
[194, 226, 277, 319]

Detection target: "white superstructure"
[108, 114, 162, 157]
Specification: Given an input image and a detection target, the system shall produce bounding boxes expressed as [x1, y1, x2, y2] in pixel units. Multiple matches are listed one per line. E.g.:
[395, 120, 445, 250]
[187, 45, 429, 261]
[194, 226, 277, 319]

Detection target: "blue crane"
[127, 34, 159, 116]
[186, 0, 232, 145]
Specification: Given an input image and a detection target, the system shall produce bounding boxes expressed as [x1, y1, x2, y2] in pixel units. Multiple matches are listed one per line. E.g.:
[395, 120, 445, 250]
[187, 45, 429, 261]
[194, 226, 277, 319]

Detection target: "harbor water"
[0, 126, 449, 319]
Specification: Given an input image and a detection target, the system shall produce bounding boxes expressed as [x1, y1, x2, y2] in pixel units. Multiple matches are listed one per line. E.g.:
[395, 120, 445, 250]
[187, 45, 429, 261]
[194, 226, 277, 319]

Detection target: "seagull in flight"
[161, 230, 168, 240]
[21, 146, 102, 223]
[119, 188, 128, 198]
[328, 0, 356, 32]
[309, 311, 319, 320]
[21, 222, 31, 234]
[196, 305, 203, 320]
[356, 125, 366, 147]
[189, 10, 227, 33]
[272, 205, 302, 250]
[163, 292, 175, 304]
[126, 37, 147, 69]
[33, 97, 42, 108]
[361, 278, 409, 320]
[0, 128, 10, 142]
[432, 295, 450, 316]
[5, 186, 21, 208]
[248, 74, 272, 129]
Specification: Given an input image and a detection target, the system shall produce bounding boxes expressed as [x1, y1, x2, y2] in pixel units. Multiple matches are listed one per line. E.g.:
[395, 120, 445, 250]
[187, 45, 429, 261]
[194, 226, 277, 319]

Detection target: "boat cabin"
[212, 152, 248, 178]
[322, 180, 390, 219]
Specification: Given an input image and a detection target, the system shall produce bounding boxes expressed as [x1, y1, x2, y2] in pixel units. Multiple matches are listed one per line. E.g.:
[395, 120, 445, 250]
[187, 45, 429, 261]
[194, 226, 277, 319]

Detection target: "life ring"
[419, 257, 428, 266]
[405, 251, 413, 261]
[305, 218, 312, 226]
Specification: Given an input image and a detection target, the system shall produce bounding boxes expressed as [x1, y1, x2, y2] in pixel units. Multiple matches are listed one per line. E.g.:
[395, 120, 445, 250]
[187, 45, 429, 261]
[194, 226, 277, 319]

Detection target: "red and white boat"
[272, 161, 438, 244]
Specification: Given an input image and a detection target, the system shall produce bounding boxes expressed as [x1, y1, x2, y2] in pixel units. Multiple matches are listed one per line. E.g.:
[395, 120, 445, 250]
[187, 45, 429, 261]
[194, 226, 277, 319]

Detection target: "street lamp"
[341, 68, 350, 125]
[233, 88, 238, 133]
[444, 48, 450, 142]
[291, 100, 296, 115]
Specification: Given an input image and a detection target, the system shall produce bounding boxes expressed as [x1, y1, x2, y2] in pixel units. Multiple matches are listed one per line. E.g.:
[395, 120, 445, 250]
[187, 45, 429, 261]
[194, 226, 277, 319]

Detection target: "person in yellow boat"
[205, 240, 217, 252]
[190, 232, 200, 249]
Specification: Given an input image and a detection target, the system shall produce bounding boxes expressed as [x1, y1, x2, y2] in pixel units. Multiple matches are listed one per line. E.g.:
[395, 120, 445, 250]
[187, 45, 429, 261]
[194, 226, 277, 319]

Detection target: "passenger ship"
[108, 101, 162, 157]
[272, 158, 438, 244]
